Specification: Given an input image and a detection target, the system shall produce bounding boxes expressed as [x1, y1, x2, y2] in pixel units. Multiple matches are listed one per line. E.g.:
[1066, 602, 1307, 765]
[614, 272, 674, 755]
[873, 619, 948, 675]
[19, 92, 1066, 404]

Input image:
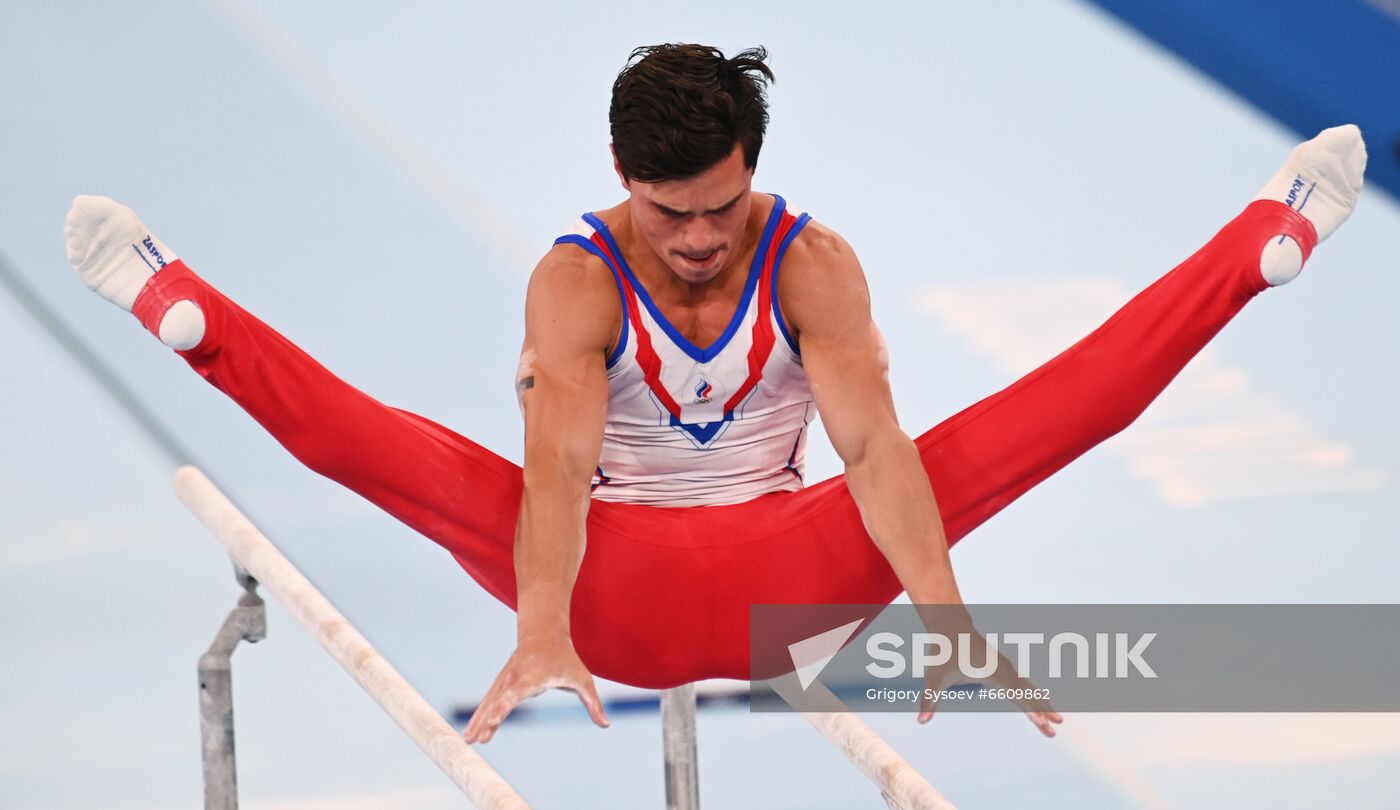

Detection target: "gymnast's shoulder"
[522, 236, 621, 352]
[774, 216, 870, 324]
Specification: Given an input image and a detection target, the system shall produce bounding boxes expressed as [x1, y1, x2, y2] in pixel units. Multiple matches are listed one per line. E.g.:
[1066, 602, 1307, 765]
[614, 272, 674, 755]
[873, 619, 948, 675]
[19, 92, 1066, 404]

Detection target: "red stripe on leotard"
[590, 232, 684, 420]
[722, 210, 795, 413]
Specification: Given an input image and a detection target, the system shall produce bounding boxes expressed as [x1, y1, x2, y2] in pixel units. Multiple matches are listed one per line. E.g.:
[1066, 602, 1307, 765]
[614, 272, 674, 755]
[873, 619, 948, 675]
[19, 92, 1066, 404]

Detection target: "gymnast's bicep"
[778, 223, 903, 464]
[516, 248, 618, 492]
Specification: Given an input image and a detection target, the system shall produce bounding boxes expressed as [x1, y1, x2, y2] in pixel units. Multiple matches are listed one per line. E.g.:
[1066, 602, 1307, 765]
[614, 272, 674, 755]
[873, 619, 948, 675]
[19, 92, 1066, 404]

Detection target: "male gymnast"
[63, 44, 1365, 744]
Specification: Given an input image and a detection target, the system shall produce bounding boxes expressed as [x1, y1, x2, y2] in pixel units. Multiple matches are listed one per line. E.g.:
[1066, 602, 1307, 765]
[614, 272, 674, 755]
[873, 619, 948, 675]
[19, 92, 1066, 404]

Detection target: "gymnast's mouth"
[677, 248, 722, 270]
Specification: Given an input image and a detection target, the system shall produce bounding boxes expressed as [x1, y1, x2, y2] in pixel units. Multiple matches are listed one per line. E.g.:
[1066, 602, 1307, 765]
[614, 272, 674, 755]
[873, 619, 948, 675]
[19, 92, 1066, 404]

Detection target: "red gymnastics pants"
[131, 201, 1315, 689]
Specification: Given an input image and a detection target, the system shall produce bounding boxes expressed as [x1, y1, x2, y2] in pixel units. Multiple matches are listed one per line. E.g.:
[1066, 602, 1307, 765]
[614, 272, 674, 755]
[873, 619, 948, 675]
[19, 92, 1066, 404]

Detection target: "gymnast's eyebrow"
[652, 191, 745, 217]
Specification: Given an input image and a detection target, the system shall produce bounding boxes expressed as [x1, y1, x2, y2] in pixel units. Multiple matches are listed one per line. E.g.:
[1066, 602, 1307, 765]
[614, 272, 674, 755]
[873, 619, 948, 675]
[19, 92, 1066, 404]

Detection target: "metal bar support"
[198, 564, 266, 810]
[176, 466, 530, 809]
[660, 684, 700, 809]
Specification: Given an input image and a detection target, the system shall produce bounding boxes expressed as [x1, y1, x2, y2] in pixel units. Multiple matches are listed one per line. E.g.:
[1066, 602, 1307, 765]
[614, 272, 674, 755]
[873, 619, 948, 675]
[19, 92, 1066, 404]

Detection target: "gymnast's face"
[616, 144, 755, 285]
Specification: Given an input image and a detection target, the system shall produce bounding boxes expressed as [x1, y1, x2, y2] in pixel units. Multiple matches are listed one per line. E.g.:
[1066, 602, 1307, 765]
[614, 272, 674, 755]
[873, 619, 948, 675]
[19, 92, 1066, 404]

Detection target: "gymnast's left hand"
[463, 634, 610, 743]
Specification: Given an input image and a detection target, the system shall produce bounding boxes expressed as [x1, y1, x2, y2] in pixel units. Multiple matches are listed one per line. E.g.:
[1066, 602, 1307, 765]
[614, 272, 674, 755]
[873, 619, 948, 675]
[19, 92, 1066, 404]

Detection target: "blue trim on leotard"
[581, 195, 787, 364]
[552, 233, 630, 369]
[770, 211, 811, 356]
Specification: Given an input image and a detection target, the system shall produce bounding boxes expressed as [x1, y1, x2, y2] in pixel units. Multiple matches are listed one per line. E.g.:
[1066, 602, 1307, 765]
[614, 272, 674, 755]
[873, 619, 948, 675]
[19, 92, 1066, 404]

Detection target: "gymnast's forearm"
[844, 432, 963, 606]
[513, 462, 591, 642]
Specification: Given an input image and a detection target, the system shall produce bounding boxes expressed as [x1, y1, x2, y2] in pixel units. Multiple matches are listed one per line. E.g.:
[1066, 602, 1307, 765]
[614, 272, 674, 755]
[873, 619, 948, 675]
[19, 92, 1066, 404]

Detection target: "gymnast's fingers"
[1025, 709, 1062, 738]
[462, 694, 494, 743]
[917, 687, 938, 725]
[464, 675, 516, 744]
[462, 687, 489, 741]
[477, 690, 525, 744]
[571, 675, 611, 729]
[1016, 697, 1063, 739]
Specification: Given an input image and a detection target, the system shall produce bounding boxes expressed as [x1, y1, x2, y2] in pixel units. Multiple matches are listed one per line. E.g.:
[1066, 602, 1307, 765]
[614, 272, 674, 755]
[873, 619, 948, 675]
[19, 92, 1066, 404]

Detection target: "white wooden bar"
[768, 673, 958, 810]
[174, 466, 530, 810]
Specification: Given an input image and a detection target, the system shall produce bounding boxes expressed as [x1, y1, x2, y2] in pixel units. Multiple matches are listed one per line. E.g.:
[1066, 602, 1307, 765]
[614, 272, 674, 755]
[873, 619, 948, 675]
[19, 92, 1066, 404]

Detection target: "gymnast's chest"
[603, 310, 808, 434]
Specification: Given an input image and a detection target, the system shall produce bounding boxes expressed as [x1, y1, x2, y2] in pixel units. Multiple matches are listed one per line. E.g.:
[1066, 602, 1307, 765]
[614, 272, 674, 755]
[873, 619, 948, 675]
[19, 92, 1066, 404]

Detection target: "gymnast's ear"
[610, 144, 630, 191]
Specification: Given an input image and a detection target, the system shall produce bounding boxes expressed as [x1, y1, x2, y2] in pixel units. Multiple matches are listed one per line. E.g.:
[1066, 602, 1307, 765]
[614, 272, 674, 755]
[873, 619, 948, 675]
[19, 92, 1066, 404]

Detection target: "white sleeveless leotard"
[552, 194, 815, 507]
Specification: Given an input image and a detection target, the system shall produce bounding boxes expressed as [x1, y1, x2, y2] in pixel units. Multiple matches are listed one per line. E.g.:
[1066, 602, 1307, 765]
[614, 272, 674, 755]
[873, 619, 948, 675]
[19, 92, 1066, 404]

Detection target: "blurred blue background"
[2, 1, 1397, 808]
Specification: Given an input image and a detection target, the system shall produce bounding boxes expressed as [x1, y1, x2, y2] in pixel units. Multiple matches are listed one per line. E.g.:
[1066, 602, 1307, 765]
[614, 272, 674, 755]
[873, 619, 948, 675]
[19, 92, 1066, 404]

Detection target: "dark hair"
[609, 44, 775, 182]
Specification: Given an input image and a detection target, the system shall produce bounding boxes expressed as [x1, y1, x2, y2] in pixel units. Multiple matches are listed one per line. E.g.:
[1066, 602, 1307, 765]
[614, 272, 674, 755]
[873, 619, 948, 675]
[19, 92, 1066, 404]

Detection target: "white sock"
[65, 195, 206, 349]
[1252, 125, 1367, 285]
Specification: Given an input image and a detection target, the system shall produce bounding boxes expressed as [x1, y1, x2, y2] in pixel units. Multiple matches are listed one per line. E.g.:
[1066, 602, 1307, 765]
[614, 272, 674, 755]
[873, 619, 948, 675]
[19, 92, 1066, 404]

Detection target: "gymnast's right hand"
[462, 633, 611, 744]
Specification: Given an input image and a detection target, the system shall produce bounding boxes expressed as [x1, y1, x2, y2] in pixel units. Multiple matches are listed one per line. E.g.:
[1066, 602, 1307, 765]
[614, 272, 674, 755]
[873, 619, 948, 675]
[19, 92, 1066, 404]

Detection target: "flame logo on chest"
[685, 374, 724, 406]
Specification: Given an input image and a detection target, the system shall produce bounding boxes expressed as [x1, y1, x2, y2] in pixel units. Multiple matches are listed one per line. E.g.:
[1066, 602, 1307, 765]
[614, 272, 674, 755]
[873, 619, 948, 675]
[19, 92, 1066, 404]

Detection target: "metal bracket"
[197, 557, 268, 809]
